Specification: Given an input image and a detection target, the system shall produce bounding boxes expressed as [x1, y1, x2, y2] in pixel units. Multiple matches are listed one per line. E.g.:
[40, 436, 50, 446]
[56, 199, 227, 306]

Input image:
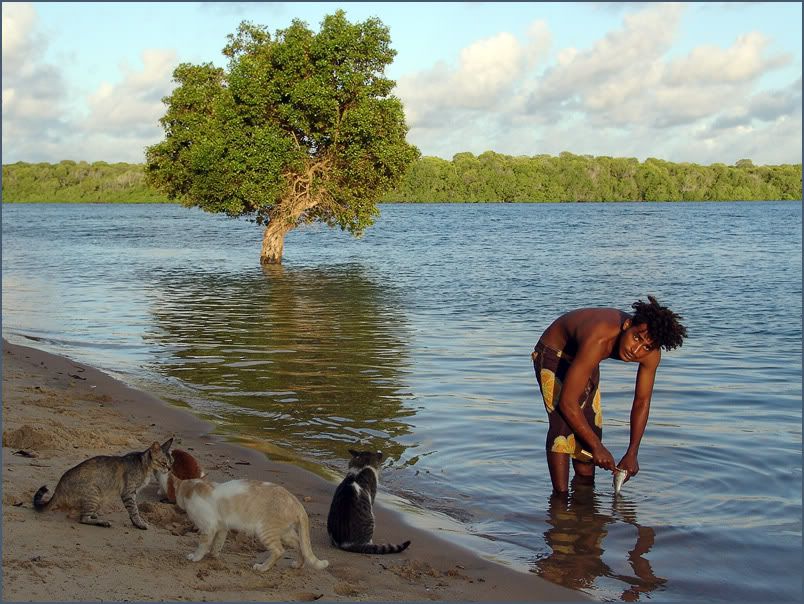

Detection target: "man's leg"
[571, 457, 595, 484]
[546, 450, 571, 494]
[535, 344, 574, 495]
[572, 377, 602, 484]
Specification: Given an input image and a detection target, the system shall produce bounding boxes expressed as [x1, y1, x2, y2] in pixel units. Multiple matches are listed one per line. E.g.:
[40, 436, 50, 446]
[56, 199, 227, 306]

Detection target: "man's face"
[618, 321, 656, 362]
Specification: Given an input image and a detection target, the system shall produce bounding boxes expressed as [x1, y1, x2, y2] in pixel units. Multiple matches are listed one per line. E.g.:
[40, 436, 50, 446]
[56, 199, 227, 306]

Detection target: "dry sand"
[2, 338, 588, 602]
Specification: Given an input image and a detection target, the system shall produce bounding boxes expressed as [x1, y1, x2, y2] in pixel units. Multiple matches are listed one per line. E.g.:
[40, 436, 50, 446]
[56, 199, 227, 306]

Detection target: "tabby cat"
[154, 437, 206, 503]
[327, 449, 411, 554]
[33, 441, 170, 529]
[171, 474, 328, 572]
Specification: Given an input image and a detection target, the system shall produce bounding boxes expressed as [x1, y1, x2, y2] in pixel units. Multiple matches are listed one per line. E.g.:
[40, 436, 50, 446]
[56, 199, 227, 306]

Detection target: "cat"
[33, 440, 170, 529]
[327, 449, 411, 554]
[153, 437, 206, 503]
[170, 474, 328, 572]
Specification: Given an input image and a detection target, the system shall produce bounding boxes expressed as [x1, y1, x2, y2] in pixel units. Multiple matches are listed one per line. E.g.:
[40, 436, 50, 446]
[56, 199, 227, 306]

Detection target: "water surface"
[2, 201, 801, 602]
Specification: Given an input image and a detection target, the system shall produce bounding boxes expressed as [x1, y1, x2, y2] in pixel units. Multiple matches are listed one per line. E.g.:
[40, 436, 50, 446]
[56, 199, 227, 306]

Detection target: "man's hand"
[591, 444, 617, 471]
[617, 452, 640, 482]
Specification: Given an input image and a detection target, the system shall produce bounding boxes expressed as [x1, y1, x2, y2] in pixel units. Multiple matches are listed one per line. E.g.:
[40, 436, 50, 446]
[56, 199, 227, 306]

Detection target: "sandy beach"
[1, 339, 587, 602]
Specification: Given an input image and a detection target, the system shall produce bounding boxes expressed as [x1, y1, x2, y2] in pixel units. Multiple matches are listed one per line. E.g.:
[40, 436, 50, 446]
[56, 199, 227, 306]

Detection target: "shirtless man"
[532, 295, 687, 494]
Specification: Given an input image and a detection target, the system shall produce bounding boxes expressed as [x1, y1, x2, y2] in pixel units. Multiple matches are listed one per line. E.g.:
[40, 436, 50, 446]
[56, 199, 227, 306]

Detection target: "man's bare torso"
[540, 308, 631, 361]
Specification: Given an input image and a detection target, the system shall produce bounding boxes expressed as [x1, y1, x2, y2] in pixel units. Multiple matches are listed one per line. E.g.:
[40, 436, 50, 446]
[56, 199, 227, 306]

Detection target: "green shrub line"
[3, 153, 801, 203]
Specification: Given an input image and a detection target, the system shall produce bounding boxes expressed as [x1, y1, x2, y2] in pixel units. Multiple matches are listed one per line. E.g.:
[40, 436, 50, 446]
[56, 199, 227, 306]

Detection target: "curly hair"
[631, 295, 687, 351]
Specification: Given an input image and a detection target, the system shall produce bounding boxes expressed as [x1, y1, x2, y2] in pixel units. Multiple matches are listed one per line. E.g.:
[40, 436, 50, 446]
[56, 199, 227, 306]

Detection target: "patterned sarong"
[532, 340, 602, 458]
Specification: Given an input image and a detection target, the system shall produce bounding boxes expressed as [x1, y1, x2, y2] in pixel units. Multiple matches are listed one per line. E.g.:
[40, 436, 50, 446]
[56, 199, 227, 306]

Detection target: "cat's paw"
[133, 521, 148, 530]
[187, 552, 204, 562]
[290, 560, 302, 569]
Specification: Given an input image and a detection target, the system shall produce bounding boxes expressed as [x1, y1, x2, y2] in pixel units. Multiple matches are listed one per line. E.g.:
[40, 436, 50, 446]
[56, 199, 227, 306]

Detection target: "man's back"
[540, 307, 629, 360]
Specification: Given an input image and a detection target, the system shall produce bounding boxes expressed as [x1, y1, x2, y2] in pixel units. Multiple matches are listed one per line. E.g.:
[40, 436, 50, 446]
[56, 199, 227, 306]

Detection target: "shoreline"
[2, 338, 588, 601]
[3, 199, 800, 204]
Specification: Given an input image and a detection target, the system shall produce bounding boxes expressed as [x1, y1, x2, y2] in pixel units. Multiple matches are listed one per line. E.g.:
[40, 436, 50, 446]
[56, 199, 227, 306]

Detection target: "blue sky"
[3, 2, 801, 165]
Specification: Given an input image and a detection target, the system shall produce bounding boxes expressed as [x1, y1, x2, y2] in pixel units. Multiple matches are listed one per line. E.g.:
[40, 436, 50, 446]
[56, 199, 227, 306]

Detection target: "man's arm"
[619, 350, 660, 479]
[557, 341, 617, 471]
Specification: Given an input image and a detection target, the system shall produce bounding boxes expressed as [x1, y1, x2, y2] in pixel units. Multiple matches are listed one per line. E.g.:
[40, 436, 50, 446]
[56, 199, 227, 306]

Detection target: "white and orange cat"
[169, 474, 328, 572]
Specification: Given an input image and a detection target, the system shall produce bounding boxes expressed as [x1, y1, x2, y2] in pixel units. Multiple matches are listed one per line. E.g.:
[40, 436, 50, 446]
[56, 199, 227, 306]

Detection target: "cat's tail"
[33, 485, 55, 511]
[297, 510, 329, 570]
[339, 540, 411, 555]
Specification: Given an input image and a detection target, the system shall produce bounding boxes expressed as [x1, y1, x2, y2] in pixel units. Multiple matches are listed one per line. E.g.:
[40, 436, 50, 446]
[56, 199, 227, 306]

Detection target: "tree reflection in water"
[533, 476, 668, 601]
[145, 263, 415, 466]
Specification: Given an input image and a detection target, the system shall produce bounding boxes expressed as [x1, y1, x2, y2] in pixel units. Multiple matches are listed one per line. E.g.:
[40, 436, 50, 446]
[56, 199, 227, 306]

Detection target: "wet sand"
[2, 338, 588, 601]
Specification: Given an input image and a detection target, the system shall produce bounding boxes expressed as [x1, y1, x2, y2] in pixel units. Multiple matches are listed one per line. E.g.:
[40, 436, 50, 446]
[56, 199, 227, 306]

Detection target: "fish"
[573, 447, 629, 494]
[613, 468, 628, 495]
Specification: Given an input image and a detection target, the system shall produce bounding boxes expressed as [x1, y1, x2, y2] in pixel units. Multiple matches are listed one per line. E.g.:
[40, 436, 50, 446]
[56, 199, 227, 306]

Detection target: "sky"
[2, 1, 802, 166]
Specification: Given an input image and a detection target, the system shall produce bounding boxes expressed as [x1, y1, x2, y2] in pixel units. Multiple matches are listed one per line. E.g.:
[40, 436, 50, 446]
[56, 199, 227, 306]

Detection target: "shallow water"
[2, 201, 801, 602]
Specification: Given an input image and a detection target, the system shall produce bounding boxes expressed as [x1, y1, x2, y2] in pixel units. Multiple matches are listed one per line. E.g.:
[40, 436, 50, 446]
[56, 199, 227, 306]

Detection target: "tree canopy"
[144, 11, 420, 263]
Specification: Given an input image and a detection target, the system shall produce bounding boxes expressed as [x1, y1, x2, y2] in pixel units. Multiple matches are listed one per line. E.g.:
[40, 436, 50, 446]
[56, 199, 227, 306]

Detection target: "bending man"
[533, 295, 687, 495]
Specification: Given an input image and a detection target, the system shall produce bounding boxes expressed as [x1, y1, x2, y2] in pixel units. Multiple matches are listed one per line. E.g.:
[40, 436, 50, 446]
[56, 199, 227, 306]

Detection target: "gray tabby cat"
[327, 449, 411, 554]
[33, 440, 171, 529]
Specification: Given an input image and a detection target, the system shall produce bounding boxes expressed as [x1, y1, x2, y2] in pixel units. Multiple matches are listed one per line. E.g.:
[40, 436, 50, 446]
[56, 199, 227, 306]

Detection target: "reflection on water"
[144, 263, 416, 464]
[534, 477, 667, 601]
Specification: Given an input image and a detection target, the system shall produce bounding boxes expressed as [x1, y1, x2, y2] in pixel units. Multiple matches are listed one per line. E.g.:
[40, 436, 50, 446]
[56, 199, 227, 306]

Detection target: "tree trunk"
[260, 217, 294, 265]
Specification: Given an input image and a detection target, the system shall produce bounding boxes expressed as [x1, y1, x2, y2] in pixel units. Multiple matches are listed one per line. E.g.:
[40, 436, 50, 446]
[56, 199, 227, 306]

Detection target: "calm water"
[2, 202, 801, 602]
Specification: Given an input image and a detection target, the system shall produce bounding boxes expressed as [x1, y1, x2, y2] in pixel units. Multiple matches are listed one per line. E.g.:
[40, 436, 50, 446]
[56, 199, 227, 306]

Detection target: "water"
[2, 201, 801, 602]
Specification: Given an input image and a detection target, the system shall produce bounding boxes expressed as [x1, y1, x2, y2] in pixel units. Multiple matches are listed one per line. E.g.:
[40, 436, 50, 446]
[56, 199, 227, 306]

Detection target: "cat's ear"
[348, 449, 360, 458]
[161, 437, 174, 455]
[376, 451, 384, 462]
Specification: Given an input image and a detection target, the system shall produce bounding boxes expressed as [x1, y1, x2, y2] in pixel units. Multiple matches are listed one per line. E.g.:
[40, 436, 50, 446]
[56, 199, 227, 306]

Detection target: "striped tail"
[339, 540, 411, 555]
[33, 485, 53, 511]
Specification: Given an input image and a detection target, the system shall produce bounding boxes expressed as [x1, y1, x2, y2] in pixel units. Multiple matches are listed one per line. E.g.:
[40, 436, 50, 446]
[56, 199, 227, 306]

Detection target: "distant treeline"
[383, 152, 803, 202]
[3, 153, 802, 203]
[2, 160, 168, 203]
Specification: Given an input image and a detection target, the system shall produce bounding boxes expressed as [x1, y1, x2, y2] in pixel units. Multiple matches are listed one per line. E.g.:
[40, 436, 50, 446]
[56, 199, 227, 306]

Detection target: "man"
[532, 295, 687, 494]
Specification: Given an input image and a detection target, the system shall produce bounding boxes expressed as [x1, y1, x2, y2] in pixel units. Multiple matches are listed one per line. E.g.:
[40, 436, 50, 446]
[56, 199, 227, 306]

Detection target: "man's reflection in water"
[532, 476, 667, 601]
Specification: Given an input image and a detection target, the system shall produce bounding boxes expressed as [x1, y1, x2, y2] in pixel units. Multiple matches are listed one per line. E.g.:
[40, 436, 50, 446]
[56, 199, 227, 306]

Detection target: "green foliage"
[4, 154, 801, 204]
[144, 11, 420, 239]
[1, 161, 170, 203]
[383, 153, 803, 202]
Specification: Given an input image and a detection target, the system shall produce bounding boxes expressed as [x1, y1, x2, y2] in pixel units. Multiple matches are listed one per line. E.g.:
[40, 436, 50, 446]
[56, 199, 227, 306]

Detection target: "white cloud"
[665, 32, 791, 85]
[2, 2, 799, 166]
[526, 3, 683, 119]
[455, 32, 524, 107]
[399, 2, 800, 165]
[747, 77, 802, 122]
[396, 26, 542, 130]
[70, 49, 178, 162]
[2, 2, 72, 161]
[689, 112, 802, 165]
[524, 20, 552, 69]
[703, 77, 801, 144]
[2, 1, 37, 59]
[198, 2, 283, 17]
[83, 49, 177, 138]
[395, 19, 554, 159]
[2, 3, 179, 163]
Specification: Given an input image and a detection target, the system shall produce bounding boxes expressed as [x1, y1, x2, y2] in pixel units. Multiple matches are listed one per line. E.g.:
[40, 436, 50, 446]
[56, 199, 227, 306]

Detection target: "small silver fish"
[613, 468, 628, 495]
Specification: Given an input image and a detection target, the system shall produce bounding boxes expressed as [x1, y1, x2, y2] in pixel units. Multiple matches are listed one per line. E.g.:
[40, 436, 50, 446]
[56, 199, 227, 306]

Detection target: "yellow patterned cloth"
[532, 340, 602, 458]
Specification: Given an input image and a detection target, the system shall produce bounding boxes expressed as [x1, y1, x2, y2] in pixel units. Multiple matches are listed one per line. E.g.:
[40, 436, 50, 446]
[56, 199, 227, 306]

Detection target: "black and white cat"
[326, 449, 410, 555]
